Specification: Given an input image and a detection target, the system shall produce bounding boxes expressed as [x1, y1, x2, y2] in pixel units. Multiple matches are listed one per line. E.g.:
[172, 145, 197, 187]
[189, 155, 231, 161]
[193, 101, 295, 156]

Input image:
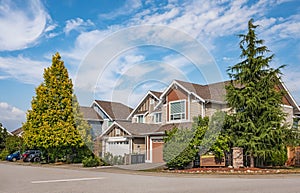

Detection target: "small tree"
[4, 135, 25, 154]
[163, 113, 229, 169]
[226, 19, 290, 167]
[23, 53, 92, 162]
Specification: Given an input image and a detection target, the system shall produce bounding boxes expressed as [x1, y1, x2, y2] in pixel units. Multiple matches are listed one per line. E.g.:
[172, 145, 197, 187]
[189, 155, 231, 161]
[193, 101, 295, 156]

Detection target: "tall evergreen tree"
[226, 19, 290, 167]
[23, 53, 91, 161]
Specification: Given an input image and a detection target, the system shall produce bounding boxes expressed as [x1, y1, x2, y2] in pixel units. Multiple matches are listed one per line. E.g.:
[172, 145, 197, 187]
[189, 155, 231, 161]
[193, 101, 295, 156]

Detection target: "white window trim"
[134, 114, 145, 123]
[154, 112, 162, 123]
[168, 99, 187, 123]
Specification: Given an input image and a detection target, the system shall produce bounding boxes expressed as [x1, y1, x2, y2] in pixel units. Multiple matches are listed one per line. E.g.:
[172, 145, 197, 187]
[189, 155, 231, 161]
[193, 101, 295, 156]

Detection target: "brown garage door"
[152, 140, 164, 163]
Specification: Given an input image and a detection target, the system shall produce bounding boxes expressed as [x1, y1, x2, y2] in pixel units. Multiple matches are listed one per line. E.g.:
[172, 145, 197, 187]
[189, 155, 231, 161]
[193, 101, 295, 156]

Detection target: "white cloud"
[0, 102, 26, 131]
[61, 27, 120, 65]
[99, 0, 142, 20]
[0, 55, 49, 85]
[0, 0, 52, 51]
[64, 18, 94, 35]
[66, 0, 300, 107]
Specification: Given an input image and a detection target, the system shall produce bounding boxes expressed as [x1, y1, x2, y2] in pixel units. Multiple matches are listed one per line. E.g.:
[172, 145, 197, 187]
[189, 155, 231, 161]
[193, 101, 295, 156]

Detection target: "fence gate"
[131, 154, 145, 164]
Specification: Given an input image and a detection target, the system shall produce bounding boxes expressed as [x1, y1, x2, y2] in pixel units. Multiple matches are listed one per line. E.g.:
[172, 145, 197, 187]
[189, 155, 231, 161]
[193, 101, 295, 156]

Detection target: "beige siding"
[283, 105, 293, 126]
[161, 105, 167, 124]
[190, 100, 202, 120]
[132, 138, 146, 154]
[205, 103, 230, 117]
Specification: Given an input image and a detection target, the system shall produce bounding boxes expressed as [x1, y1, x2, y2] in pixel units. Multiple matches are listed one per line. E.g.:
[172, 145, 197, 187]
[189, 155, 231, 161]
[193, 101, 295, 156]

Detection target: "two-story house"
[98, 79, 300, 164]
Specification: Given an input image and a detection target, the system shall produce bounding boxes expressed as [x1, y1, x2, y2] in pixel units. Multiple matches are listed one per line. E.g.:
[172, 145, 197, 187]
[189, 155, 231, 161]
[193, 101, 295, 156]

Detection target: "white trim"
[134, 114, 145, 123]
[129, 139, 133, 154]
[100, 121, 132, 138]
[202, 102, 205, 118]
[107, 137, 127, 142]
[159, 80, 206, 103]
[7, 130, 13, 136]
[127, 91, 160, 120]
[92, 101, 113, 121]
[169, 99, 187, 122]
[153, 112, 162, 123]
[278, 78, 300, 112]
[281, 104, 293, 109]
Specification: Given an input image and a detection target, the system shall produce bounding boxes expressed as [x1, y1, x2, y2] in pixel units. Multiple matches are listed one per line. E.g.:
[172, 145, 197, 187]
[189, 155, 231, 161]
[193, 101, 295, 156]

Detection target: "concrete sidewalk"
[115, 163, 166, 171]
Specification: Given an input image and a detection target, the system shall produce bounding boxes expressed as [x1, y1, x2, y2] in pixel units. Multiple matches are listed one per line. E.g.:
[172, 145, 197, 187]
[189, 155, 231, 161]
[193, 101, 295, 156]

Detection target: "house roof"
[79, 106, 103, 121]
[127, 90, 162, 119]
[175, 80, 229, 103]
[94, 100, 133, 120]
[101, 120, 161, 137]
[101, 120, 195, 137]
[150, 90, 162, 99]
[11, 127, 23, 136]
[117, 121, 161, 135]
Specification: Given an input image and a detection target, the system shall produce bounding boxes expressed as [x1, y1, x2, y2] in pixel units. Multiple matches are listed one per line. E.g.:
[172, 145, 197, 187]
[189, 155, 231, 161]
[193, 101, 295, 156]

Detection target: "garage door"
[107, 141, 129, 156]
[152, 139, 164, 163]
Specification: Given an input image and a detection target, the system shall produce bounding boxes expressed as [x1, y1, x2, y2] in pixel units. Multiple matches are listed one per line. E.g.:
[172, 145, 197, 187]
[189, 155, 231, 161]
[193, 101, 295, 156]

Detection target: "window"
[154, 113, 162, 123]
[115, 128, 120, 135]
[137, 115, 144, 123]
[170, 100, 186, 121]
[150, 98, 155, 105]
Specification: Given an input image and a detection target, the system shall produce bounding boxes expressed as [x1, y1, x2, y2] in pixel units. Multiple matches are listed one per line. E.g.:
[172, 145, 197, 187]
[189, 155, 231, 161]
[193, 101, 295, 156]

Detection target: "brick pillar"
[232, 147, 244, 168]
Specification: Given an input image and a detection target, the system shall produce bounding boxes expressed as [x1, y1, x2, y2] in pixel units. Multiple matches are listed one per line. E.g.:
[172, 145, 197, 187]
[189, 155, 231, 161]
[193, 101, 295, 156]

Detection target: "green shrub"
[82, 156, 101, 167]
[102, 152, 124, 165]
[0, 149, 9, 160]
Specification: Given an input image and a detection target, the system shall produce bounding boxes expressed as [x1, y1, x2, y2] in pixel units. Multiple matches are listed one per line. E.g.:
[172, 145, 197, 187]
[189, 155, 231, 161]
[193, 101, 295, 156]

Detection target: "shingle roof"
[116, 121, 161, 135]
[108, 121, 193, 136]
[11, 127, 23, 136]
[94, 100, 133, 120]
[150, 90, 162, 99]
[175, 80, 229, 103]
[79, 106, 103, 121]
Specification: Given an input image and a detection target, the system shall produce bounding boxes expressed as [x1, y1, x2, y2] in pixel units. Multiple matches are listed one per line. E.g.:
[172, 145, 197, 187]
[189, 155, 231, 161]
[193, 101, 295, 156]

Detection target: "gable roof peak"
[94, 100, 133, 120]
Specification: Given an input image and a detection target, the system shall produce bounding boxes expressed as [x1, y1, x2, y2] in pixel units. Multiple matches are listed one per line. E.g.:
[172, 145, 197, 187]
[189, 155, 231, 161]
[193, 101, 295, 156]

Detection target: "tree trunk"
[250, 153, 255, 168]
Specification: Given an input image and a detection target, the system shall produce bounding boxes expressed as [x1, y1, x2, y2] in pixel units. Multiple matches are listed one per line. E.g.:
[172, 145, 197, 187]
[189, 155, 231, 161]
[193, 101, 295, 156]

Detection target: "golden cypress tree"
[23, 53, 91, 161]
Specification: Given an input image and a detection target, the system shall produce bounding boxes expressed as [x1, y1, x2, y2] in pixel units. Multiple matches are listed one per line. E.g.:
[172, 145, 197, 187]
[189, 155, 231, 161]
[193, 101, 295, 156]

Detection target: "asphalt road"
[1, 163, 300, 193]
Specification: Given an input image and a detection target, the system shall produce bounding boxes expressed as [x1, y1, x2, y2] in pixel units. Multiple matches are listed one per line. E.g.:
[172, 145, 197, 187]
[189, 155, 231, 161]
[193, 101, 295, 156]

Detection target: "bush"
[102, 152, 124, 165]
[0, 149, 9, 160]
[82, 156, 101, 167]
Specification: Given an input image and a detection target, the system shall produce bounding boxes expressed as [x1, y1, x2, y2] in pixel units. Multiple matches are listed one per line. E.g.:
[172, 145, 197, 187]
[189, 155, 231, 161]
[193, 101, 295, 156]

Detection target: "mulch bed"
[165, 167, 300, 175]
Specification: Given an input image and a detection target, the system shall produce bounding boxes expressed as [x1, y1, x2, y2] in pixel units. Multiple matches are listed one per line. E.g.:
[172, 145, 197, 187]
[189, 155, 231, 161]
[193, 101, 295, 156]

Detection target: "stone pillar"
[232, 147, 244, 168]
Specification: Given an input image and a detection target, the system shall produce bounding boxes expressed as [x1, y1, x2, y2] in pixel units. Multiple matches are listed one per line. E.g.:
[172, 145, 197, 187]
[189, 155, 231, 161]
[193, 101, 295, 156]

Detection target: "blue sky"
[0, 0, 299, 131]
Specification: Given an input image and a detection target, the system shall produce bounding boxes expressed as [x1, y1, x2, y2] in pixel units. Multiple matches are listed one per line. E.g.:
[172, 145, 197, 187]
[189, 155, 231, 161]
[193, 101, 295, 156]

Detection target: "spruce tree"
[23, 53, 91, 162]
[226, 19, 289, 167]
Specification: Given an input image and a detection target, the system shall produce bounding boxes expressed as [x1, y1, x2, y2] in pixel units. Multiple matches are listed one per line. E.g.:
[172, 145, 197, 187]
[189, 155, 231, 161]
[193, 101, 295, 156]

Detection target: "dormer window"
[137, 115, 144, 123]
[170, 100, 186, 121]
[154, 113, 162, 123]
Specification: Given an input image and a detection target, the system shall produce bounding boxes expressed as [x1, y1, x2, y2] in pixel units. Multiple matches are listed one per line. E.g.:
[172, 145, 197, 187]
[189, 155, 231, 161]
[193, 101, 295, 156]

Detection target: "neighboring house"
[100, 121, 160, 157]
[79, 106, 103, 139]
[11, 127, 23, 137]
[99, 79, 300, 164]
[91, 100, 133, 131]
